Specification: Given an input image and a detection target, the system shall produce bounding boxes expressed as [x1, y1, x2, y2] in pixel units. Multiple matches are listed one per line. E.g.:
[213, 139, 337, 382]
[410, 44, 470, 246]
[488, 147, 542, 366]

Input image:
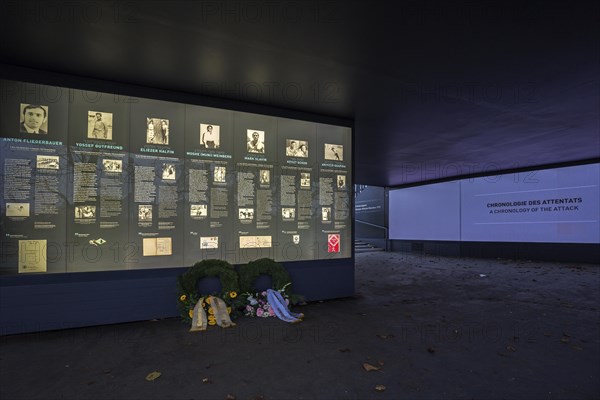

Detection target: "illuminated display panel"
[389, 164, 599, 244]
[0, 80, 352, 274]
[460, 164, 600, 243]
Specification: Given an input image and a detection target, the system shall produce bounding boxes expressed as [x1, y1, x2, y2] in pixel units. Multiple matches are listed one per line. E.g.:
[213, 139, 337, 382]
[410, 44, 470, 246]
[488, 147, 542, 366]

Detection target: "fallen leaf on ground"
[560, 337, 571, 344]
[145, 371, 161, 381]
[506, 345, 517, 352]
[375, 385, 386, 391]
[226, 395, 236, 400]
[377, 334, 395, 339]
[378, 360, 385, 366]
[362, 362, 381, 371]
[571, 346, 583, 351]
[202, 377, 213, 384]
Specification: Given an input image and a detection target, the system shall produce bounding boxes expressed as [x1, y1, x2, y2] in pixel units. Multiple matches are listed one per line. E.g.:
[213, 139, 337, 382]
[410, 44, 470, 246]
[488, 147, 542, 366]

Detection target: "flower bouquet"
[243, 290, 291, 318]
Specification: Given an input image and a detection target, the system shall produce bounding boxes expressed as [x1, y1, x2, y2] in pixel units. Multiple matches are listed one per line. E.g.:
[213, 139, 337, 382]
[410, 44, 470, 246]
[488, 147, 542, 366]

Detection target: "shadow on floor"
[1, 252, 599, 399]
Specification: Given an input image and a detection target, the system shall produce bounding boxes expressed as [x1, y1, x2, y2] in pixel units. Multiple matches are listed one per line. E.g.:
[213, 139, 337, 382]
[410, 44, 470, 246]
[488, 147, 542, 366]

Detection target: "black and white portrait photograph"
[162, 163, 176, 180]
[20, 104, 48, 134]
[321, 206, 331, 221]
[147, 117, 169, 145]
[75, 205, 96, 219]
[259, 169, 270, 185]
[300, 172, 311, 187]
[6, 203, 30, 217]
[214, 166, 226, 183]
[337, 174, 346, 189]
[247, 129, 265, 153]
[282, 207, 296, 220]
[190, 204, 208, 217]
[87, 111, 113, 140]
[239, 208, 254, 220]
[324, 143, 344, 161]
[200, 123, 220, 149]
[286, 139, 308, 157]
[103, 159, 122, 173]
[138, 205, 152, 221]
[36, 155, 59, 170]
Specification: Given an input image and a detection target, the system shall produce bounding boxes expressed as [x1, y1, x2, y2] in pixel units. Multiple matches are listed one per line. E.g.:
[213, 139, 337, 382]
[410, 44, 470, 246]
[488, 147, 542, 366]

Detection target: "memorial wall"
[0, 79, 353, 275]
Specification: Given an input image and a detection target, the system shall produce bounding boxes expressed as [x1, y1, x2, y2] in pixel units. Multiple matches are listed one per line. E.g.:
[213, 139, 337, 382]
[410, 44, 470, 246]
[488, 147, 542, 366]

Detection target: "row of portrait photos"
[19, 104, 345, 161]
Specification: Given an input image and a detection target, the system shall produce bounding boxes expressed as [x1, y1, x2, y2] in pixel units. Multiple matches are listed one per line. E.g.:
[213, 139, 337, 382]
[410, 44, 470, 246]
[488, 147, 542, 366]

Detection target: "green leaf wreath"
[238, 258, 305, 308]
[177, 258, 305, 324]
[176, 259, 245, 322]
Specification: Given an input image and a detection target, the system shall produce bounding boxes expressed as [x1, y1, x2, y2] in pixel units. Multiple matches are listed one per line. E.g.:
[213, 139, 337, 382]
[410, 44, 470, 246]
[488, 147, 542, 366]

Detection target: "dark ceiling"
[1, 0, 598, 186]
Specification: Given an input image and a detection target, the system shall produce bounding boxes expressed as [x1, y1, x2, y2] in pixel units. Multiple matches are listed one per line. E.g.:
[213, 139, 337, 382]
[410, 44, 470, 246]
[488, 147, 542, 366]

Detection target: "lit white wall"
[389, 181, 460, 240]
[461, 164, 600, 243]
[389, 163, 600, 244]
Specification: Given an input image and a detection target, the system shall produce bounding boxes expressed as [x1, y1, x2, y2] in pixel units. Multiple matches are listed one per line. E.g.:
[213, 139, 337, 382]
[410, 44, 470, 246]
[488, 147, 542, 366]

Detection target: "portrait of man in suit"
[20, 104, 48, 134]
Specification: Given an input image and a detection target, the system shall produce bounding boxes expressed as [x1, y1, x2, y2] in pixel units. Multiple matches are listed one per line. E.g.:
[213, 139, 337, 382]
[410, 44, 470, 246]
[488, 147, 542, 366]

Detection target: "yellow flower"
[188, 309, 193, 318]
[208, 307, 215, 315]
[202, 302, 206, 308]
[208, 316, 216, 322]
[208, 320, 216, 325]
[206, 297, 212, 304]
[229, 291, 238, 299]
[227, 307, 232, 314]
[179, 294, 187, 302]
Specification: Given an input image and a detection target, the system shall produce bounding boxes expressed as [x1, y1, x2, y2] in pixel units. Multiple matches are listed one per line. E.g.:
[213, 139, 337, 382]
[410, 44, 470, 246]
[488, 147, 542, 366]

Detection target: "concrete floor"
[1, 252, 599, 400]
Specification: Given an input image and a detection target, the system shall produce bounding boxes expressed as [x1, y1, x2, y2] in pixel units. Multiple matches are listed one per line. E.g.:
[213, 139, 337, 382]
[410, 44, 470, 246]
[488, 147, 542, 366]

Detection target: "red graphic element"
[328, 234, 340, 253]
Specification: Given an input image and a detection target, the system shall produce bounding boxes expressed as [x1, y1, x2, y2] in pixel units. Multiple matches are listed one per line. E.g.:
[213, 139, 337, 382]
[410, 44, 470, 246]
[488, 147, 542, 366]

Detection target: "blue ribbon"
[266, 289, 303, 323]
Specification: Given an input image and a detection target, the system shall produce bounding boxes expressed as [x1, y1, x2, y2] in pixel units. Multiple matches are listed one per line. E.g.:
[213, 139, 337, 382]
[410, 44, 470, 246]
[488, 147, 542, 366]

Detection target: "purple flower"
[256, 308, 264, 317]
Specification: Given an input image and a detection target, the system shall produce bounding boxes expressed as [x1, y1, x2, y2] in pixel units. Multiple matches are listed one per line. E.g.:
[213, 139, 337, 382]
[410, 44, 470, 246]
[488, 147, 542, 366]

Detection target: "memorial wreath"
[238, 258, 304, 320]
[177, 259, 244, 324]
[177, 258, 305, 327]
